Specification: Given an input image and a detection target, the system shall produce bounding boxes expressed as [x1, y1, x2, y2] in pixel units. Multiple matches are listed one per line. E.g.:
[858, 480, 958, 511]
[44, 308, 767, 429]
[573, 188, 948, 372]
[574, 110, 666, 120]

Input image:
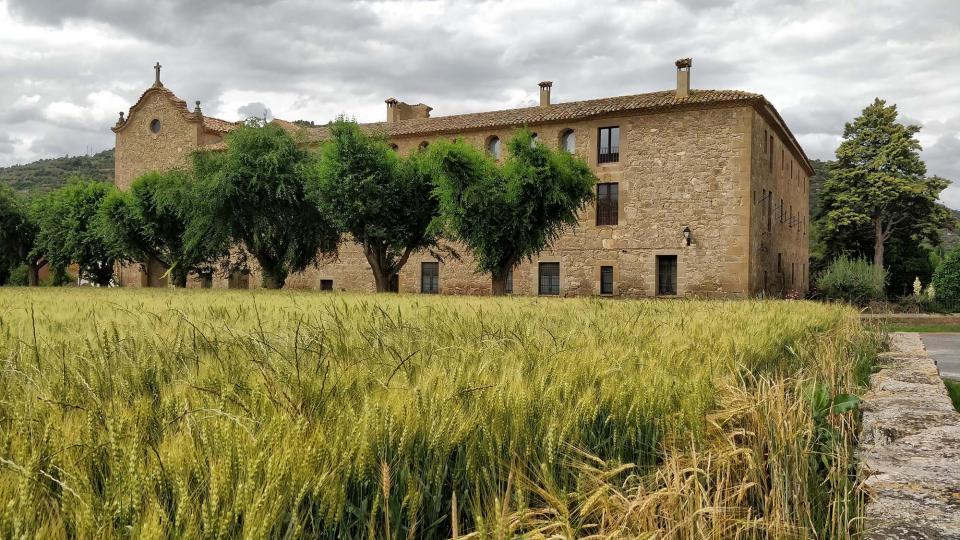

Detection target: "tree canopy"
[99, 169, 218, 287]
[310, 119, 443, 292]
[31, 178, 121, 286]
[191, 121, 339, 289]
[819, 98, 949, 284]
[432, 130, 596, 295]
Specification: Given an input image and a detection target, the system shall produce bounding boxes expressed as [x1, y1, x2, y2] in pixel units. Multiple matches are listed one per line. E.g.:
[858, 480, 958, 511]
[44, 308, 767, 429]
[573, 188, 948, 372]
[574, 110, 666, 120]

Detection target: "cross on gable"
[154, 62, 162, 87]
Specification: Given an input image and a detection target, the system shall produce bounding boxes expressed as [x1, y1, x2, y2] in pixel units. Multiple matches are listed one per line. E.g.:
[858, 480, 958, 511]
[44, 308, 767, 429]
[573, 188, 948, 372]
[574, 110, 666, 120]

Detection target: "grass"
[944, 379, 960, 413]
[0, 289, 881, 538]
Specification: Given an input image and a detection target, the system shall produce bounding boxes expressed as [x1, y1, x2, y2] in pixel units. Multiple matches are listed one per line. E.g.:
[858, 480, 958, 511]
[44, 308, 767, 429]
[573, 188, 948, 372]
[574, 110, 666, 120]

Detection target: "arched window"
[486, 136, 502, 159]
[560, 129, 575, 153]
[418, 141, 429, 151]
[150, 119, 161, 134]
[530, 132, 539, 147]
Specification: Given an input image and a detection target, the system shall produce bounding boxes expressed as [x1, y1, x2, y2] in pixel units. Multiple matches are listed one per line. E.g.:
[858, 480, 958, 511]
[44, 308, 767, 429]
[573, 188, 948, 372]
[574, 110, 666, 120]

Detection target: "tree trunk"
[171, 267, 189, 288]
[371, 266, 396, 293]
[491, 268, 509, 296]
[261, 272, 286, 289]
[873, 217, 885, 269]
[364, 244, 405, 293]
[27, 263, 40, 286]
[257, 256, 287, 289]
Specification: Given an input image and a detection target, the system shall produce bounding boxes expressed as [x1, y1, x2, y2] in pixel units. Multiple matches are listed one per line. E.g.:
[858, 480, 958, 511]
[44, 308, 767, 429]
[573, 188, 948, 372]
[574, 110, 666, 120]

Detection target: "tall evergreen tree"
[819, 98, 949, 273]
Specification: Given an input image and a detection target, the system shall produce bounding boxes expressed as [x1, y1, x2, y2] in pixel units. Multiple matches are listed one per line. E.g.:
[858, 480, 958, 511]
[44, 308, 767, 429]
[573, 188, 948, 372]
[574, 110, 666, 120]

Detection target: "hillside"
[0, 148, 114, 194]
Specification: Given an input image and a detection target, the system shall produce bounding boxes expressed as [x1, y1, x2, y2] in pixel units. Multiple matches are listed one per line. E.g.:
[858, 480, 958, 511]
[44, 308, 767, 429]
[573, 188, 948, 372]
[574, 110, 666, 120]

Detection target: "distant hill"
[0, 148, 114, 194]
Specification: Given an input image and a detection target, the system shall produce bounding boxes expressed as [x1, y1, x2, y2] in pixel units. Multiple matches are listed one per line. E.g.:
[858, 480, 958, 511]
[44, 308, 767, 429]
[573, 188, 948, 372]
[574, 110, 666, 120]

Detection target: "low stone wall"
[861, 313, 960, 325]
[860, 332, 960, 538]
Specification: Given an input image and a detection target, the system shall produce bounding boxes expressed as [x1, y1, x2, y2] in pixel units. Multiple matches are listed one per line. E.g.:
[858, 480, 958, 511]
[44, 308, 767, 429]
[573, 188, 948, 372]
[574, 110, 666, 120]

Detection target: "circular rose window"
[150, 119, 161, 134]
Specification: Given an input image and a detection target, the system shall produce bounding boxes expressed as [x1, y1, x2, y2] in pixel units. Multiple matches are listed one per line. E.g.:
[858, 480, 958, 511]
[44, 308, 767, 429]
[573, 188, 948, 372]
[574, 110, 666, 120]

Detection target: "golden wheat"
[0, 288, 878, 538]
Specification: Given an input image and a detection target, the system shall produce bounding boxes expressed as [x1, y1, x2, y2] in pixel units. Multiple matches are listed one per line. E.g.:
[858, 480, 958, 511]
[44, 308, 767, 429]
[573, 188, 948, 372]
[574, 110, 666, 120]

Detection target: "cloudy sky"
[1, 0, 958, 205]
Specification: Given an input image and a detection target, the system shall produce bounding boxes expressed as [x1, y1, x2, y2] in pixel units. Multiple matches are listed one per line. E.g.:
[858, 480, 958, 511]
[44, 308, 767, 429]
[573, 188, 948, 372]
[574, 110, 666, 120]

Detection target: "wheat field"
[0, 289, 879, 538]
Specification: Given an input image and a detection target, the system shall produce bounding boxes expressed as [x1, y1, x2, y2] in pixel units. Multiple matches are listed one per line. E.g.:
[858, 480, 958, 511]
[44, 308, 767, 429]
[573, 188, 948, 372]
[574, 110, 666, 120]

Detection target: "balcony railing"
[598, 146, 619, 164]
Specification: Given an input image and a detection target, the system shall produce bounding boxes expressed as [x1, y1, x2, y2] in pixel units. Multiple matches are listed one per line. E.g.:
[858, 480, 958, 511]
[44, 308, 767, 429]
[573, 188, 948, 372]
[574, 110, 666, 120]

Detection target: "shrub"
[932, 247, 960, 308]
[816, 256, 886, 305]
[5, 264, 28, 286]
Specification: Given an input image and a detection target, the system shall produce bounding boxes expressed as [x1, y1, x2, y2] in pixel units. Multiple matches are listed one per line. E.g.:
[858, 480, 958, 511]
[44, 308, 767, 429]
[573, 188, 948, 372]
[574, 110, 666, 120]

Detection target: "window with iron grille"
[597, 126, 619, 164]
[505, 268, 513, 294]
[320, 279, 333, 291]
[421, 262, 439, 294]
[596, 182, 619, 226]
[656, 256, 677, 296]
[538, 262, 560, 295]
[600, 266, 614, 295]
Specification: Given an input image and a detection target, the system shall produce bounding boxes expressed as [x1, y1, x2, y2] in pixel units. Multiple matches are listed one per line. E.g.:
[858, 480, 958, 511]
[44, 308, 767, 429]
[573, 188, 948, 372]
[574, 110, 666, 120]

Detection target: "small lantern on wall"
[683, 226, 692, 246]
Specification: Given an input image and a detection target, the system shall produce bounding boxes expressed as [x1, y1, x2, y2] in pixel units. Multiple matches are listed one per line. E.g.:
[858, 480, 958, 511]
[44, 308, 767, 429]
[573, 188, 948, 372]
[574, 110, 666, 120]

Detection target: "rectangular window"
[778, 253, 783, 273]
[596, 182, 619, 225]
[767, 191, 773, 232]
[791, 263, 795, 286]
[768, 135, 773, 172]
[656, 255, 678, 296]
[505, 268, 513, 294]
[538, 262, 560, 295]
[780, 199, 784, 222]
[600, 266, 614, 295]
[421, 262, 439, 294]
[597, 126, 620, 164]
[320, 279, 333, 291]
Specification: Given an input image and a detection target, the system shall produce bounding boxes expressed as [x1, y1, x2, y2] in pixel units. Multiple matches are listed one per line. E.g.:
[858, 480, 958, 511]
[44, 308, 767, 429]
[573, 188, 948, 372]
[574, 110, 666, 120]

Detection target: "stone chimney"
[675, 58, 692, 99]
[386, 98, 399, 123]
[539, 81, 553, 106]
[386, 99, 432, 122]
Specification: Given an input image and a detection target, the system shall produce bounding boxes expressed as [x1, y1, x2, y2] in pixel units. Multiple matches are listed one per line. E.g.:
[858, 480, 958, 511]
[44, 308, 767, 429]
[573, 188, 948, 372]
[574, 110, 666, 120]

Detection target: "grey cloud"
[0, 133, 19, 155]
[237, 102, 272, 121]
[1, 0, 958, 208]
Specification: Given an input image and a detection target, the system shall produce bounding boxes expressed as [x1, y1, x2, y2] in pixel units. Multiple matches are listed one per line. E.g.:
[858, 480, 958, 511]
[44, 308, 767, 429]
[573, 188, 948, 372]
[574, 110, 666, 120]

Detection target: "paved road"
[919, 333, 960, 380]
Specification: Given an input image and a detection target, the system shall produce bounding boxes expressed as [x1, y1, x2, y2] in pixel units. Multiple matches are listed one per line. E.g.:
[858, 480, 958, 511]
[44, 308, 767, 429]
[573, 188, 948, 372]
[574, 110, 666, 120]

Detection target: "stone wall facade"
[747, 107, 811, 296]
[115, 82, 811, 298]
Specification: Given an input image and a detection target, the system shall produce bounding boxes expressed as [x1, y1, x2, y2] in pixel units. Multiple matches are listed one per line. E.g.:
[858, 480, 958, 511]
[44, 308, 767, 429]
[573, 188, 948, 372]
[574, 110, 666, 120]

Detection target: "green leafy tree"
[99, 169, 217, 287]
[819, 99, 949, 274]
[310, 119, 444, 292]
[33, 178, 121, 286]
[0, 186, 33, 284]
[432, 130, 596, 295]
[191, 120, 339, 289]
[932, 246, 960, 307]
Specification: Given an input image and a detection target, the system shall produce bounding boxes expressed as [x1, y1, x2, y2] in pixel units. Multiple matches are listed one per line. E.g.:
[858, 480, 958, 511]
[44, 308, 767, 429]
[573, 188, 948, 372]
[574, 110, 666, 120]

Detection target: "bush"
[4, 264, 28, 286]
[932, 247, 960, 308]
[816, 256, 886, 305]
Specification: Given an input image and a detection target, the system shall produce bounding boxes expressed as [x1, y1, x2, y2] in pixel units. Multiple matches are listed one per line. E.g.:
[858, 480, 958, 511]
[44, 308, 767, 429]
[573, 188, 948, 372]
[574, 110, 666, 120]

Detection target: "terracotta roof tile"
[265, 89, 761, 143]
[377, 89, 761, 137]
[197, 88, 811, 172]
[203, 117, 239, 133]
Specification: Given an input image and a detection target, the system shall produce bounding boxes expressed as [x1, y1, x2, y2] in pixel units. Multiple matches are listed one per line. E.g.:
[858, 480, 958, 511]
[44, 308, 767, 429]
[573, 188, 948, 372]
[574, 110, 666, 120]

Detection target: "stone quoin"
[111, 59, 811, 297]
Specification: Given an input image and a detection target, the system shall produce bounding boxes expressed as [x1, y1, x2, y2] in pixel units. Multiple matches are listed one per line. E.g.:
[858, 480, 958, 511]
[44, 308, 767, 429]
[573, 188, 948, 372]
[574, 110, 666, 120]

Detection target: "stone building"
[112, 59, 811, 297]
